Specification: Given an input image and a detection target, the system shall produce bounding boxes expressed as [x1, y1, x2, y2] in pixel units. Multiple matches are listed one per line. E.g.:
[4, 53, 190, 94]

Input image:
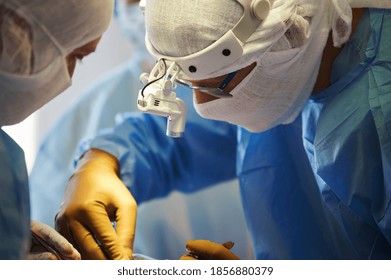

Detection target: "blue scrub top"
[0, 129, 30, 259]
[238, 8, 391, 259]
[306, 8, 391, 258]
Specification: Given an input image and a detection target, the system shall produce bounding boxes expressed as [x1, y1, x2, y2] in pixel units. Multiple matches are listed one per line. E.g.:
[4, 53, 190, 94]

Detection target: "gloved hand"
[29, 220, 81, 260]
[55, 148, 137, 259]
[180, 240, 240, 260]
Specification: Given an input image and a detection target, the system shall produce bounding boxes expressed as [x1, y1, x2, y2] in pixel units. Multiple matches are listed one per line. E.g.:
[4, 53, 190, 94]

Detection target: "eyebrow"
[83, 46, 97, 54]
[80, 40, 100, 55]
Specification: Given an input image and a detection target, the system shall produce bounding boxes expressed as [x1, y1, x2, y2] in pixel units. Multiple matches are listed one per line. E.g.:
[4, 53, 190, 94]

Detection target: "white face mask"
[0, 56, 71, 126]
[194, 3, 330, 133]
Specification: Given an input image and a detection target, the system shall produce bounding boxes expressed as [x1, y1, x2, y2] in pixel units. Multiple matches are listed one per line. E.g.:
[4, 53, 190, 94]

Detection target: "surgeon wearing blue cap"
[56, 0, 391, 260]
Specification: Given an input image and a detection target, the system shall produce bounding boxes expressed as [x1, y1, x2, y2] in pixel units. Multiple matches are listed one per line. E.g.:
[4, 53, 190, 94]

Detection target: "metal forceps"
[31, 230, 70, 260]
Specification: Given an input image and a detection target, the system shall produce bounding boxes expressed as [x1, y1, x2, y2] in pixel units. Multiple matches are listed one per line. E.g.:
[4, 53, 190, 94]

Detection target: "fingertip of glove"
[222, 241, 235, 250]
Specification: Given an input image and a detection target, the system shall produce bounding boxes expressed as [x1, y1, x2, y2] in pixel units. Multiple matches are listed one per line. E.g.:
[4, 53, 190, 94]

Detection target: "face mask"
[194, 3, 330, 133]
[0, 0, 113, 127]
[0, 56, 71, 126]
[117, 2, 147, 53]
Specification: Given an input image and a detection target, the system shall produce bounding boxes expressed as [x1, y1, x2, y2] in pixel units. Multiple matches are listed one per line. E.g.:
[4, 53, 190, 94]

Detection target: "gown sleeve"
[76, 89, 238, 204]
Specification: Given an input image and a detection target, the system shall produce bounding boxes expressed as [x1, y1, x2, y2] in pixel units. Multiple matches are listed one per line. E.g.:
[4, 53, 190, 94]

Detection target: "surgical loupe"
[137, 0, 273, 137]
[137, 60, 187, 138]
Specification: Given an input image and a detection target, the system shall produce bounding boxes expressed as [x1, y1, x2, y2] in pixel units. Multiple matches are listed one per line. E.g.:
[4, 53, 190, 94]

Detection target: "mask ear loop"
[175, 70, 238, 99]
[218, 70, 238, 90]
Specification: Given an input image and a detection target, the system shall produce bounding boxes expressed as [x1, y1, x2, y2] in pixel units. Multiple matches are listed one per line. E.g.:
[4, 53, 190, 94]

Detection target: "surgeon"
[30, 0, 252, 260]
[0, 0, 114, 259]
[56, 0, 391, 259]
[29, 0, 153, 230]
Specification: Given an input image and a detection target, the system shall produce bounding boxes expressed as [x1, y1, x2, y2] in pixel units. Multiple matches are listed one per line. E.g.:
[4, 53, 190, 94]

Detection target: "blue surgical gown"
[29, 54, 147, 228]
[76, 9, 391, 259]
[0, 129, 30, 259]
[29, 53, 253, 259]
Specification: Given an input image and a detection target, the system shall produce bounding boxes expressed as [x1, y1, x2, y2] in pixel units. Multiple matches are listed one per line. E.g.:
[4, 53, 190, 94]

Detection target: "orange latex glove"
[55, 148, 137, 259]
[180, 240, 240, 260]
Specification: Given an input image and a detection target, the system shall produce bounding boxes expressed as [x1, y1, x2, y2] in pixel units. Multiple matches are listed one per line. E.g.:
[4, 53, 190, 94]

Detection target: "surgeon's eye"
[76, 55, 85, 63]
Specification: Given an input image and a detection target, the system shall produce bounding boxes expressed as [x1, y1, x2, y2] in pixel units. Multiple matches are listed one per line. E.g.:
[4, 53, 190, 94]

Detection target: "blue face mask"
[116, 3, 146, 53]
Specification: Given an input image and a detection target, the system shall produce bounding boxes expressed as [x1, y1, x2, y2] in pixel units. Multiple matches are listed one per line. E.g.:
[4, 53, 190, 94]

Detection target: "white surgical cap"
[0, 0, 114, 126]
[145, 0, 391, 78]
[146, 1, 243, 57]
[0, 0, 113, 74]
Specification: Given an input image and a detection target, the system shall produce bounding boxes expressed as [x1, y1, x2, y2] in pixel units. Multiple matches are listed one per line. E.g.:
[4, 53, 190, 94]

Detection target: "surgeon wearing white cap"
[29, 0, 253, 260]
[0, 0, 114, 259]
[56, 0, 391, 259]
